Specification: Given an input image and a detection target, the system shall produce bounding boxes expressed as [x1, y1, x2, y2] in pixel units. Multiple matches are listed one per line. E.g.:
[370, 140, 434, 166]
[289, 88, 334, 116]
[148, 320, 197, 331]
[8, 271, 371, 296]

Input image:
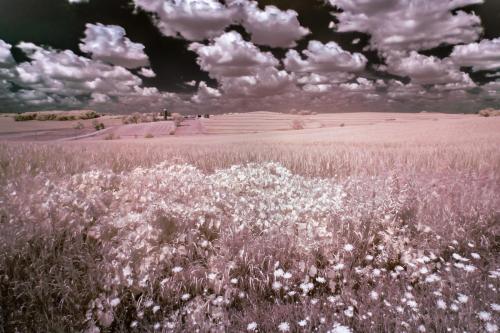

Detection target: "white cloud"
[329, 0, 484, 51]
[15, 42, 142, 96]
[133, 0, 238, 41]
[340, 77, 376, 92]
[90, 92, 111, 104]
[189, 31, 279, 79]
[238, 1, 309, 48]
[0, 42, 174, 112]
[80, 23, 150, 69]
[138, 67, 157, 77]
[450, 38, 500, 71]
[191, 81, 221, 103]
[284, 40, 367, 74]
[68, 0, 89, 3]
[134, 0, 309, 48]
[297, 72, 354, 85]
[220, 67, 294, 97]
[385, 51, 474, 85]
[0, 39, 15, 68]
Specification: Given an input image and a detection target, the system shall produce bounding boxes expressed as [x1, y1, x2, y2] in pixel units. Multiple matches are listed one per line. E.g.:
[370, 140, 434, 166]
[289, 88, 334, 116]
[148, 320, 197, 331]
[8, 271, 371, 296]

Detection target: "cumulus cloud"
[450, 38, 500, 71]
[329, 0, 484, 51]
[385, 51, 474, 86]
[133, 0, 238, 41]
[80, 23, 150, 69]
[237, 1, 309, 48]
[15, 42, 142, 96]
[0, 39, 15, 68]
[134, 0, 309, 48]
[138, 67, 157, 77]
[191, 81, 221, 103]
[0, 42, 173, 112]
[284, 40, 367, 73]
[220, 68, 294, 97]
[189, 31, 279, 79]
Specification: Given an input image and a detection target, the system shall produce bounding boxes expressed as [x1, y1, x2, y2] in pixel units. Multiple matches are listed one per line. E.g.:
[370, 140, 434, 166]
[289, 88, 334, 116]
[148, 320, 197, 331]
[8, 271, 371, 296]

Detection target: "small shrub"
[92, 120, 105, 131]
[144, 133, 154, 139]
[172, 113, 184, 126]
[478, 108, 500, 117]
[339, 123, 345, 127]
[74, 122, 84, 130]
[37, 113, 57, 121]
[291, 119, 305, 130]
[81, 111, 99, 120]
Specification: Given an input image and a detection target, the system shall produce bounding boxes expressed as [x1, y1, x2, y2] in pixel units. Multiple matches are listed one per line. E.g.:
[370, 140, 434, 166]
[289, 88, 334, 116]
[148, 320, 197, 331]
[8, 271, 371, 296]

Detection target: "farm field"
[0, 112, 499, 333]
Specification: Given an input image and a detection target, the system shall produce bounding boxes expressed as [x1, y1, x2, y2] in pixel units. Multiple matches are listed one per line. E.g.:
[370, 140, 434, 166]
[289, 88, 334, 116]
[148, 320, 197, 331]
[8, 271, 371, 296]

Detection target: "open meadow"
[0, 112, 499, 332]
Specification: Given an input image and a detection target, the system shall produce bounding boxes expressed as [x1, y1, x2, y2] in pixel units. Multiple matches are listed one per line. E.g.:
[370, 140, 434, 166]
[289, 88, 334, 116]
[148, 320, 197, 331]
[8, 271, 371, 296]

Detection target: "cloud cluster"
[385, 51, 474, 86]
[80, 23, 150, 69]
[220, 68, 294, 97]
[133, 0, 309, 48]
[0, 38, 171, 112]
[188, 31, 295, 98]
[329, 0, 484, 51]
[284, 40, 367, 73]
[189, 31, 278, 79]
[0, 40, 15, 68]
[133, 0, 237, 41]
[238, 1, 310, 48]
[191, 81, 221, 103]
[450, 38, 500, 71]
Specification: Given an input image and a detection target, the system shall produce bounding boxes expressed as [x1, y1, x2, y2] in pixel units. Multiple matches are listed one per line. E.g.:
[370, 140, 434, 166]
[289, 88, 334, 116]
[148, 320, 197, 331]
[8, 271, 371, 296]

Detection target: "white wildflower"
[181, 293, 191, 301]
[172, 266, 183, 273]
[332, 323, 352, 333]
[478, 311, 492, 321]
[486, 323, 498, 333]
[425, 274, 441, 283]
[109, 298, 120, 308]
[344, 306, 354, 317]
[471, 253, 481, 259]
[457, 294, 469, 304]
[272, 281, 283, 290]
[152, 305, 160, 314]
[491, 303, 500, 312]
[278, 322, 290, 332]
[436, 299, 447, 310]
[274, 268, 284, 278]
[370, 291, 379, 300]
[247, 322, 258, 331]
[316, 276, 326, 283]
[298, 320, 307, 327]
[344, 244, 354, 252]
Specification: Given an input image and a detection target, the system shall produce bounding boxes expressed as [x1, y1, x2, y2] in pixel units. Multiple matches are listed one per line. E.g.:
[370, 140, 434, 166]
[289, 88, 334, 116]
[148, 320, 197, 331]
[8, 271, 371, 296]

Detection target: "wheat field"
[0, 114, 499, 333]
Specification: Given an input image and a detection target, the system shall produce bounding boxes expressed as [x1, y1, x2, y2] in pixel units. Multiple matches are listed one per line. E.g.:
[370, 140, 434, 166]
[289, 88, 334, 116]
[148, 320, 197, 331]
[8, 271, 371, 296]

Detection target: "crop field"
[0, 114, 499, 333]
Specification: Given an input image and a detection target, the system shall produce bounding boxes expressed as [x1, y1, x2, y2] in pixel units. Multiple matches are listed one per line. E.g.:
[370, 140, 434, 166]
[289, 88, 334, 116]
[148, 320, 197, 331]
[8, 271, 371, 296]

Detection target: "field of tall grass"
[0, 139, 499, 332]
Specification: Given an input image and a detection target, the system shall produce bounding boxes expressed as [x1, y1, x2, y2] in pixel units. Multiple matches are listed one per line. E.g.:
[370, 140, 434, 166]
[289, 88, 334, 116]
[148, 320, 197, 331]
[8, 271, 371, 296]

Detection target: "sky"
[1, 0, 500, 114]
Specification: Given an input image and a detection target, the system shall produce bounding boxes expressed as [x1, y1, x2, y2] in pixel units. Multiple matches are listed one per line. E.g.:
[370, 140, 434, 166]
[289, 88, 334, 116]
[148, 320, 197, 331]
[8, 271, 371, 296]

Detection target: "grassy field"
[0, 114, 499, 332]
